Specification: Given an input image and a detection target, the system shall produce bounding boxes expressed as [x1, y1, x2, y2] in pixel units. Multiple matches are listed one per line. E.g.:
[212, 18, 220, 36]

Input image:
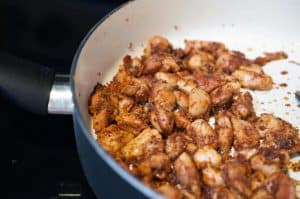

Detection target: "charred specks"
[280, 70, 288, 75]
[279, 83, 288, 87]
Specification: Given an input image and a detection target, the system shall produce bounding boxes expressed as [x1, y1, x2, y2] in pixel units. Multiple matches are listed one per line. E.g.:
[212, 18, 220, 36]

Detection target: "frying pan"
[1, 0, 300, 198]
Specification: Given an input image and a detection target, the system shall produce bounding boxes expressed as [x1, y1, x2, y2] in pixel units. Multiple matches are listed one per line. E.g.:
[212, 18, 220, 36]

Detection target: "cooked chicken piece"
[121, 128, 164, 161]
[117, 124, 140, 137]
[176, 70, 194, 80]
[262, 172, 296, 199]
[151, 80, 174, 99]
[216, 51, 249, 74]
[120, 75, 150, 101]
[144, 53, 181, 74]
[239, 64, 263, 74]
[193, 146, 222, 168]
[186, 143, 198, 154]
[174, 152, 202, 199]
[89, 83, 112, 115]
[193, 71, 225, 93]
[138, 152, 171, 180]
[223, 160, 252, 197]
[261, 122, 300, 155]
[259, 147, 290, 165]
[174, 90, 189, 110]
[154, 89, 177, 111]
[186, 52, 214, 72]
[249, 148, 289, 178]
[93, 108, 110, 132]
[232, 69, 273, 90]
[150, 108, 174, 135]
[215, 110, 233, 130]
[215, 111, 233, 156]
[154, 72, 178, 88]
[143, 54, 163, 75]
[165, 133, 192, 160]
[251, 154, 280, 176]
[251, 189, 273, 199]
[116, 112, 148, 132]
[231, 92, 255, 119]
[254, 114, 285, 138]
[161, 54, 181, 72]
[114, 68, 130, 82]
[254, 51, 288, 66]
[118, 95, 134, 114]
[188, 119, 218, 148]
[177, 79, 197, 93]
[231, 117, 260, 150]
[173, 48, 185, 59]
[131, 57, 144, 75]
[184, 40, 227, 58]
[210, 86, 233, 107]
[145, 35, 173, 56]
[123, 55, 144, 77]
[212, 187, 240, 199]
[188, 88, 211, 118]
[157, 184, 182, 199]
[236, 148, 258, 160]
[202, 166, 225, 187]
[130, 105, 150, 121]
[210, 81, 240, 107]
[250, 171, 267, 191]
[173, 110, 192, 129]
[274, 174, 297, 199]
[225, 79, 241, 94]
[98, 125, 134, 154]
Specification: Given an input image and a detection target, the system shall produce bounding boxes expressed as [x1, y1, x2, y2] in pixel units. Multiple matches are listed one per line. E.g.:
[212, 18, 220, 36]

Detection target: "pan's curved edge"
[69, 1, 164, 199]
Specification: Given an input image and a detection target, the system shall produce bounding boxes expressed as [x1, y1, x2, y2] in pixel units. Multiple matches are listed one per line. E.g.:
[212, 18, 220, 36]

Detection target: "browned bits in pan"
[279, 83, 288, 87]
[89, 36, 299, 199]
[281, 70, 288, 75]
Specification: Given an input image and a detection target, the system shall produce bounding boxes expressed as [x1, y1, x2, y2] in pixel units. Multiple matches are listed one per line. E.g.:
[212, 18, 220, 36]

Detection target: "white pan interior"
[73, 0, 300, 193]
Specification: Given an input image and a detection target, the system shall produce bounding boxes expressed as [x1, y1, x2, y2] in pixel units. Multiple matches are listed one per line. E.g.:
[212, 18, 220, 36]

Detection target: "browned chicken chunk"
[188, 119, 218, 148]
[231, 91, 255, 119]
[174, 152, 202, 199]
[157, 184, 182, 199]
[121, 128, 164, 161]
[232, 69, 273, 90]
[231, 117, 260, 150]
[215, 111, 234, 156]
[98, 125, 134, 154]
[223, 160, 252, 197]
[165, 133, 192, 160]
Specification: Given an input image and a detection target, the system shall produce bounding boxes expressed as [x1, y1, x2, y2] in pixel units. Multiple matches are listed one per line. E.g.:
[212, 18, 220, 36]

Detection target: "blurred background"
[1, 0, 126, 198]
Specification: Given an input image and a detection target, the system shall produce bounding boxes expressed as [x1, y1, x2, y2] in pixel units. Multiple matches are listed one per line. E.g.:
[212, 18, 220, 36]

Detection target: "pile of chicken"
[89, 36, 300, 199]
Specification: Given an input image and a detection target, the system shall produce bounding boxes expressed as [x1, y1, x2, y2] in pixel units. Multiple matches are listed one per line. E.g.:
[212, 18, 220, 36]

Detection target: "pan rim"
[69, 1, 163, 198]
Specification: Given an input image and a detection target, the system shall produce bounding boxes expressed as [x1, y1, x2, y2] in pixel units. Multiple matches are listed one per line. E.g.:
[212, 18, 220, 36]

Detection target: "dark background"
[2, 0, 126, 198]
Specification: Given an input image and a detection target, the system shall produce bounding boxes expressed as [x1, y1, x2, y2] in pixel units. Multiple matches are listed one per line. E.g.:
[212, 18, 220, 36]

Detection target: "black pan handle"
[0, 53, 55, 115]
